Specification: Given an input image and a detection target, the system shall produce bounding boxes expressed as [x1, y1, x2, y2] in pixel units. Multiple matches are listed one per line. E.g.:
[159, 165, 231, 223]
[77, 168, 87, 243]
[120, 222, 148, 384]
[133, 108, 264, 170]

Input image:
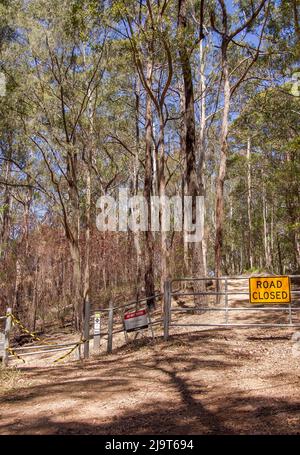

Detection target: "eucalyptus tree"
[112, 0, 175, 297]
[231, 84, 300, 272]
[2, 0, 110, 328]
[209, 0, 269, 288]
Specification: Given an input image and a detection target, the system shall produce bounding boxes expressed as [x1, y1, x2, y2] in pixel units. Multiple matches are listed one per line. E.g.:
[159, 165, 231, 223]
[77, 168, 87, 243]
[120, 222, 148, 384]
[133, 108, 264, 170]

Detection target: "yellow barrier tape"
[6, 312, 53, 346]
[7, 347, 25, 363]
[6, 312, 88, 365]
[53, 338, 87, 363]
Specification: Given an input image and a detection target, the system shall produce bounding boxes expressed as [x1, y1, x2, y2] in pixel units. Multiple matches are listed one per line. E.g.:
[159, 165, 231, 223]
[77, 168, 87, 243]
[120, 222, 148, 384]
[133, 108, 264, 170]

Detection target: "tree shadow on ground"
[1, 330, 299, 435]
[0, 333, 240, 405]
[1, 392, 299, 435]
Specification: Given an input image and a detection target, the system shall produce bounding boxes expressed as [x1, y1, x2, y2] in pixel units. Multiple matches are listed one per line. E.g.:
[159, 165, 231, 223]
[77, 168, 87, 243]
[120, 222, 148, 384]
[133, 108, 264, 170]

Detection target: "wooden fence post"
[3, 308, 12, 367]
[83, 299, 90, 359]
[107, 301, 114, 354]
[164, 281, 171, 341]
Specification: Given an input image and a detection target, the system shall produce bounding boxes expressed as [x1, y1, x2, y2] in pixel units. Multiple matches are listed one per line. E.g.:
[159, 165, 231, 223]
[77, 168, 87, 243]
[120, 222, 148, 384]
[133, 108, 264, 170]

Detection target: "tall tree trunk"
[69, 238, 81, 329]
[31, 258, 39, 332]
[22, 182, 33, 257]
[144, 61, 156, 309]
[229, 193, 234, 274]
[67, 151, 81, 330]
[270, 203, 275, 270]
[277, 235, 283, 274]
[178, 0, 205, 305]
[199, 37, 207, 276]
[215, 42, 230, 301]
[83, 91, 94, 331]
[247, 137, 253, 269]
[262, 180, 271, 270]
[158, 114, 169, 295]
[182, 175, 190, 278]
[13, 258, 22, 318]
[0, 154, 12, 259]
[133, 77, 142, 300]
[83, 152, 91, 318]
[82, 45, 93, 326]
[179, 86, 189, 281]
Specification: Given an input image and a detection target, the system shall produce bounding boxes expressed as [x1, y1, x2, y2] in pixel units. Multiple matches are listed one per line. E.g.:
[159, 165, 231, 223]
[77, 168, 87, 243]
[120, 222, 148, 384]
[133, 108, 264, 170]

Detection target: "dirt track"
[1, 277, 300, 434]
[0, 327, 300, 435]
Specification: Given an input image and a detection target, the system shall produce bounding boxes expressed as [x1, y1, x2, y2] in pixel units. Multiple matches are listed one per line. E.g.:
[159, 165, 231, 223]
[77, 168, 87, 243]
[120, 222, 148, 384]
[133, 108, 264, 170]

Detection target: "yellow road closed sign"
[249, 276, 291, 304]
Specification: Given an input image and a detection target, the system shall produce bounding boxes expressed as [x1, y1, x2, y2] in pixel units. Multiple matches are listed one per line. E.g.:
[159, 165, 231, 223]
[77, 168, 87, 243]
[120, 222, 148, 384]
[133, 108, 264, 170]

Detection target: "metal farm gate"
[163, 275, 300, 340]
[2, 275, 300, 366]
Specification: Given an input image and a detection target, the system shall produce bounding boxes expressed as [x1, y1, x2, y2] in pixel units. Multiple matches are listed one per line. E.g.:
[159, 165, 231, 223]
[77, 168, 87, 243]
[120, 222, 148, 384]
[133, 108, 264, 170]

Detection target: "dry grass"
[0, 366, 27, 394]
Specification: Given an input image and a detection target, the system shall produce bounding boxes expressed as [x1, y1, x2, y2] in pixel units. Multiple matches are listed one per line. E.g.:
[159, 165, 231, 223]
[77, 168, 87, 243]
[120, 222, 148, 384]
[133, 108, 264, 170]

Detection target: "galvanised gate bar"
[163, 275, 300, 340]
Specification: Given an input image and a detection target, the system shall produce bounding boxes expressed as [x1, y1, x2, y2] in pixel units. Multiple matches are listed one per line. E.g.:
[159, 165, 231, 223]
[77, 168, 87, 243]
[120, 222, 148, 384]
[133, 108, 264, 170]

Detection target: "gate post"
[83, 299, 90, 359]
[107, 300, 114, 354]
[3, 307, 12, 367]
[224, 277, 229, 324]
[164, 281, 171, 341]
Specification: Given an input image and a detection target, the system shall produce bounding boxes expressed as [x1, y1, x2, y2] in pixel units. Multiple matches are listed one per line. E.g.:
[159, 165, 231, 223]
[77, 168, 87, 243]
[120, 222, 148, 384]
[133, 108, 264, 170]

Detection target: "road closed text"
[249, 276, 291, 304]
